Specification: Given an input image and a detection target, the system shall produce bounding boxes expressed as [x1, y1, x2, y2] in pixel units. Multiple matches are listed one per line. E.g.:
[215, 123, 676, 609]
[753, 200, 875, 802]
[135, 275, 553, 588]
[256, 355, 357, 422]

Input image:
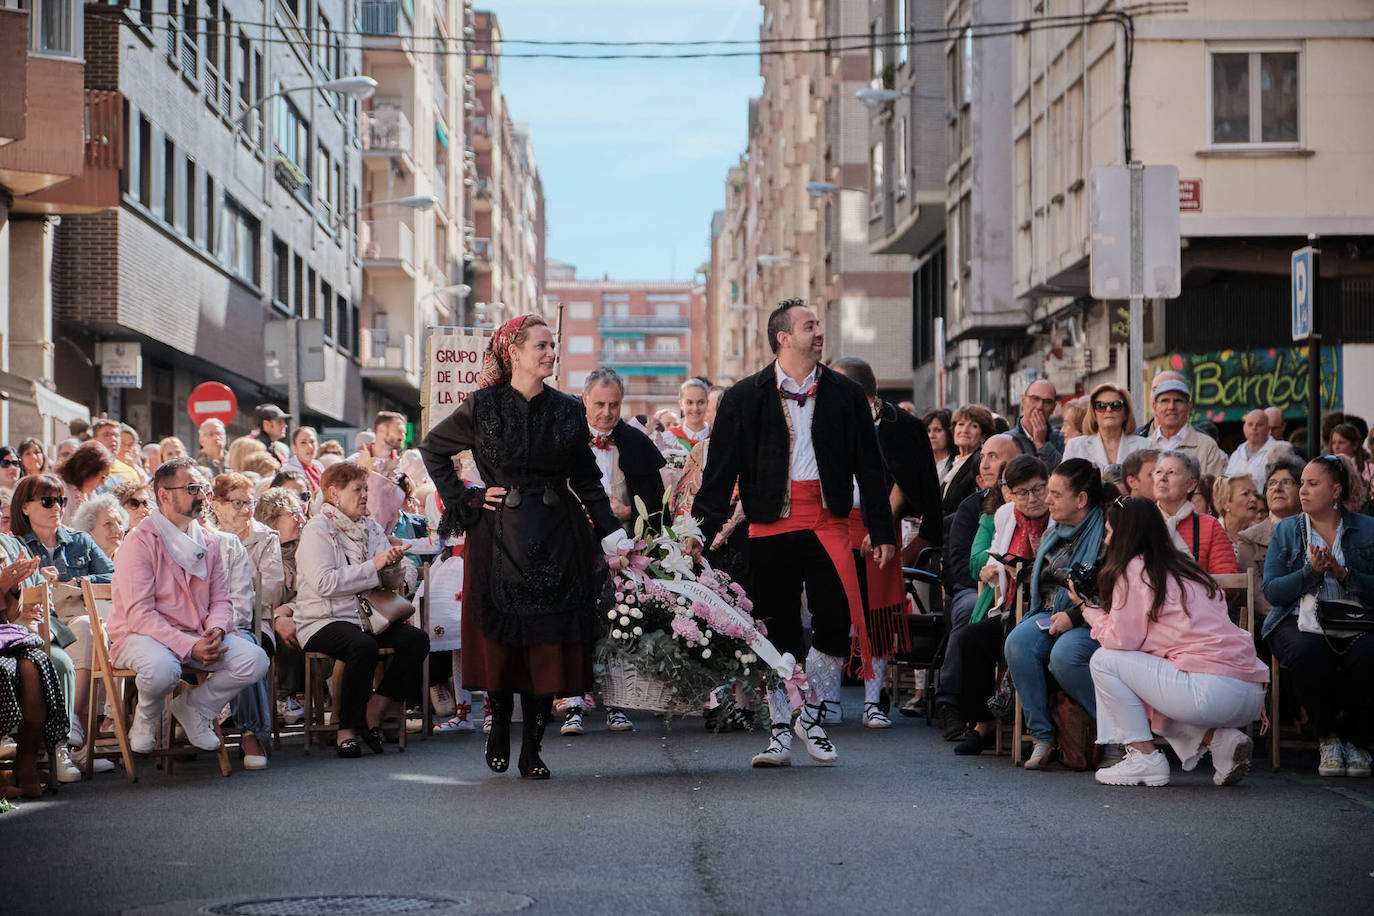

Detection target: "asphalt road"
[3, 689, 1372, 916]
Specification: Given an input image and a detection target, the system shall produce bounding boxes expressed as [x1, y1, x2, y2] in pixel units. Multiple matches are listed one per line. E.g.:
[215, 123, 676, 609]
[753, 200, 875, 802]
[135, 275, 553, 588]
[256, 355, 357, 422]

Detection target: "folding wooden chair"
[1008, 585, 1036, 766]
[302, 647, 403, 753]
[81, 581, 138, 783]
[3, 584, 62, 792]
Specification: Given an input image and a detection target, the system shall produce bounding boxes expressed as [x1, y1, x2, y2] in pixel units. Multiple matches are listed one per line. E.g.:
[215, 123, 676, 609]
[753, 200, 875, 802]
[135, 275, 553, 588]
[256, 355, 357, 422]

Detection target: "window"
[566, 370, 589, 390]
[201, 173, 215, 250]
[220, 196, 260, 285]
[317, 11, 333, 77]
[568, 301, 593, 320]
[277, 95, 311, 180]
[336, 294, 350, 352]
[162, 137, 176, 226]
[654, 303, 680, 318]
[894, 1, 906, 67]
[205, 0, 218, 68]
[317, 144, 332, 216]
[1210, 50, 1299, 145]
[24, 0, 80, 57]
[136, 115, 152, 206]
[292, 254, 304, 316]
[272, 237, 290, 310]
[958, 191, 972, 276]
[306, 268, 317, 318]
[869, 18, 884, 80]
[183, 158, 195, 238]
[568, 336, 594, 355]
[869, 141, 884, 221]
[321, 281, 334, 339]
[895, 115, 908, 198]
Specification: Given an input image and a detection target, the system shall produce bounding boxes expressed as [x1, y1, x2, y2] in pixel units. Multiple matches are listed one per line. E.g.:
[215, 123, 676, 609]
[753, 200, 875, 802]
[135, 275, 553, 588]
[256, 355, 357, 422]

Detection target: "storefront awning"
[33, 383, 90, 424]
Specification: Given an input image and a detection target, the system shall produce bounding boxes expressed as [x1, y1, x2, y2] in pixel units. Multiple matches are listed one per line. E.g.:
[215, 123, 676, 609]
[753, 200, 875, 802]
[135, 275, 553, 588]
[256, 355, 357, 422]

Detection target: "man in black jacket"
[559, 366, 666, 738]
[686, 299, 895, 768]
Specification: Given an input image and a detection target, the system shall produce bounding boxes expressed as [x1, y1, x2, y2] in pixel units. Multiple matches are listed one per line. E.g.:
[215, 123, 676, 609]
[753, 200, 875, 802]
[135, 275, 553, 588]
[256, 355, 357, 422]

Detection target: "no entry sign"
[188, 381, 238, 427]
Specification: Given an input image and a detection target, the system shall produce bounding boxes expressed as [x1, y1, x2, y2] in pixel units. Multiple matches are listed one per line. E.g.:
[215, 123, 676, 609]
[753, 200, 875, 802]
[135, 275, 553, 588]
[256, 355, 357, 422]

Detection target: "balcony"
[624, 381, 685, 399]
[471, 237, 493, 262]
[600, 349, 690, 366]
[598, 314, 691, 333]
[361, 0, 413, 36]
[0, 8, 86, 206]
[469, 114, 492, 149]
[473, 176, 493, 210]
[362, 106, 414, 170]
[433, 163, 448, 215]
[25, 89, 125, 213]
[361, 218, 415, 271]
[359, 328, 420, 398]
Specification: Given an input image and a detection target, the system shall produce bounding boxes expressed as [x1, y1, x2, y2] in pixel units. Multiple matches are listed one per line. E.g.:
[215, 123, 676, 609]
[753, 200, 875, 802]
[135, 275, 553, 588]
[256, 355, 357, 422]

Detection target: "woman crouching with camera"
[294, 462, 426, 758]
[1003, 458, 1115, 770]
[1080, 497, 1267, 787]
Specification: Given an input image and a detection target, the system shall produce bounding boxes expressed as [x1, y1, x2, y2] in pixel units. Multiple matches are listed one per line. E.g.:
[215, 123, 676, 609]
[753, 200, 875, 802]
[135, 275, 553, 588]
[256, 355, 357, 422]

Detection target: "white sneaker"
[560, 710, 585, 736]
[1208, 728, 1253, 786]
[168, 693, 222, 752]
[429, 685, 456, 718]
[68, 718, 85, 750]
[605, 709, 634, 732]
[54, 747, 83, 783]
[1095, 747, 1171, 786]
[792, 704, 838, 764]
[1023, 742, 1054, 770]
[128, 710, 157, 755]
[750, 725, 793, 768]
[1318, 737, 1346, 777]
[862, 703, 892, 729]
[279, 696, 305, 725]
[821, 699, 843, 724]
[435, 708, 476, 732]
[1344, 742, 1372, 778]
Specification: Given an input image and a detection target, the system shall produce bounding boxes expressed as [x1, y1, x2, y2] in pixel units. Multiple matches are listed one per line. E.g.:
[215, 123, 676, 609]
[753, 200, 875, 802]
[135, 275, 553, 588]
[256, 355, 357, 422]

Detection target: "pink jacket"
[108, 522, 235, 661]
[1084, 556, 1268, 685]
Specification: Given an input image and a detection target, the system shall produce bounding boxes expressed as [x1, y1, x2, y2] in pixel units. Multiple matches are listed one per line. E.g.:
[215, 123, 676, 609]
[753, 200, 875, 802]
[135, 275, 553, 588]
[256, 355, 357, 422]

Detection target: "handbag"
[987, 669, 1015, 725]
[358, 588, 414, 636]
[1296, 515, 1370, 640]
[1050, 691, 1101, 771]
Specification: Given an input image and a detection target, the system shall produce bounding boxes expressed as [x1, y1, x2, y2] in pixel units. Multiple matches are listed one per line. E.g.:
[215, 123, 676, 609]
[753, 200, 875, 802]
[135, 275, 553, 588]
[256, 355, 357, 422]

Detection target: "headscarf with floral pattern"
[477, 314, 544, 389]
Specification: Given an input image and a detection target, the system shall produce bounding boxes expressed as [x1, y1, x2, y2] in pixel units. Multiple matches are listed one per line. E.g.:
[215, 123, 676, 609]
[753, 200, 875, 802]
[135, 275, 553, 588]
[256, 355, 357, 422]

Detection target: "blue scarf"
[1028, 505, 1107, 616]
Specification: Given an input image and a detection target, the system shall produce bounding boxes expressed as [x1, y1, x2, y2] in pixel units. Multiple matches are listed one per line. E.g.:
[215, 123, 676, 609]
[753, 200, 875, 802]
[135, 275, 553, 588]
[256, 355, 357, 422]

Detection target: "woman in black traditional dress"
[420, 314, 620, 779]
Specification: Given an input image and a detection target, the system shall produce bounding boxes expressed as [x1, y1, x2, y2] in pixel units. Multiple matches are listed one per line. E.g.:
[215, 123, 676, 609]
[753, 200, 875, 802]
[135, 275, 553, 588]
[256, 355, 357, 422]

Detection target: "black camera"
[1057, 561, 1101, 603]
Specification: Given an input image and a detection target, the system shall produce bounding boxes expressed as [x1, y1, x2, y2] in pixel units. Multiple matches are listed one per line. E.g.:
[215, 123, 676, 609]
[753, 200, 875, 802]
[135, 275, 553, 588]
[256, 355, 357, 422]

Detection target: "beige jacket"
[293, 512, 416, 647]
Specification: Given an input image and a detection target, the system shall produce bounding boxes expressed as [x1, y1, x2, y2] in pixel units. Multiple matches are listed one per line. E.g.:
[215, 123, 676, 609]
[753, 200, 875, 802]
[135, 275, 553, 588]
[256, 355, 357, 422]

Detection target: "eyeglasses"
[35, 495, 68, 509]
[1093, 399, 1126, 412]
[124, 498, 150, 509]
[1265, 478, 1297, 491]
[1008, 483, 1048, 500]
[0, 458, 20, 469]
[163, 483, 211, 496]
[222, 499, 255, 512]
[1025, 395, 1056, 408]
[1154, 468, 1184, 479]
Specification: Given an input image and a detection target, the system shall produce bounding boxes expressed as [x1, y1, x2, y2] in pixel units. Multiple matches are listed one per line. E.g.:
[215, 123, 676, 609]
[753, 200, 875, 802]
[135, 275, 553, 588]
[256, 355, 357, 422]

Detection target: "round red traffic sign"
[187, 381, 238, 427]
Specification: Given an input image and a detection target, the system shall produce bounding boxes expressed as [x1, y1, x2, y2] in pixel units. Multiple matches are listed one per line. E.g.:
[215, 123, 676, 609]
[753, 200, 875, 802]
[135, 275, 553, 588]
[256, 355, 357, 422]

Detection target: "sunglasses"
[35, 495, 68, 509]
[124, 498, 150, 509]
[0, 458, 20, 468]
[1093, 399, 1126, 412]
[164, 483, 211, 496]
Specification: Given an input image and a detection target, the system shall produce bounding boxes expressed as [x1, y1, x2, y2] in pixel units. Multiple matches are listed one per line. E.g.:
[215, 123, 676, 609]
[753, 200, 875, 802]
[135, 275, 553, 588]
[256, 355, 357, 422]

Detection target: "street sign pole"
[1304, 248, 1321, 460]
[286, 317, 301, 432]
[1128, 162, 1145, 423]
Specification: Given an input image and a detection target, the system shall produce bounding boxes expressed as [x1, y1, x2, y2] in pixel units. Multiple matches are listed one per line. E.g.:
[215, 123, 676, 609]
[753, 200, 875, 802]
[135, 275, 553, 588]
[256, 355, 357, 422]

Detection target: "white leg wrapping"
[864, 659, 888, 705]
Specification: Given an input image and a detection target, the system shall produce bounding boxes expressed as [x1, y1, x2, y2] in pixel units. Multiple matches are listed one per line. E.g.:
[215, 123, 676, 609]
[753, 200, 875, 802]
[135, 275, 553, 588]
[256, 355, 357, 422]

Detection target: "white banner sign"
[422, 327, 491, 437]
[97, 341, 142, 389]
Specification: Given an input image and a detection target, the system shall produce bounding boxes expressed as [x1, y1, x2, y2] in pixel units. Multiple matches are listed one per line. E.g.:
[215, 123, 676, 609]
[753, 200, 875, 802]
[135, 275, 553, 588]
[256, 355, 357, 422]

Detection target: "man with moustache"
[685, 299, 895, 768]
[107, 457, 269, 754]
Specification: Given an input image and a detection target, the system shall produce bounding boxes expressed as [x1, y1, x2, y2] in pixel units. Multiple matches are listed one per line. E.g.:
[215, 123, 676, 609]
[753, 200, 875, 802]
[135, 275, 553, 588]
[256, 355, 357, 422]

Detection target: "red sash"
[848, 510, 909, 658]
[751, 481, 874, 677]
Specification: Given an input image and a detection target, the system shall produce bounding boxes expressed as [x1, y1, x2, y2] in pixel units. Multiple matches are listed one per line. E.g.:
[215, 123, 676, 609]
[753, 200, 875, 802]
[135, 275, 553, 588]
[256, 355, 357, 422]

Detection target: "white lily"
[671, 514, 704, 543]
[658, 543, 694, 579]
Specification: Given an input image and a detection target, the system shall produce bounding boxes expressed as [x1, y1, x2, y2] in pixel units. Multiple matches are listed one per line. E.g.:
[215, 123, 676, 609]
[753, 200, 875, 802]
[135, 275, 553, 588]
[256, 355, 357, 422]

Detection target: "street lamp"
[421, 284, 472, 323]
[805, 181, 865, 198]
[856, 87, 906, 108]
[333, 194, 439, 232]
[235, 76, 378, 132]
[756, 253, 800, 268]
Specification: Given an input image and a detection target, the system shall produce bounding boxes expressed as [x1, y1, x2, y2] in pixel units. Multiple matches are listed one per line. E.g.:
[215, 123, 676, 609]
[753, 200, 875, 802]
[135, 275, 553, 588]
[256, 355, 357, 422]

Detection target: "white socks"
[864, 659, 888, 705]
[804, 647, 843, 709]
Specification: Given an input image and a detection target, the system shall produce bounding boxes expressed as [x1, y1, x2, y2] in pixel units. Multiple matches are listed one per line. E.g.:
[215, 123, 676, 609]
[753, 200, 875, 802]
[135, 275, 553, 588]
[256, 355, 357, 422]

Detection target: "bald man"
[1227, 408, 1293, 481]
[1265, 407, 1286, 442]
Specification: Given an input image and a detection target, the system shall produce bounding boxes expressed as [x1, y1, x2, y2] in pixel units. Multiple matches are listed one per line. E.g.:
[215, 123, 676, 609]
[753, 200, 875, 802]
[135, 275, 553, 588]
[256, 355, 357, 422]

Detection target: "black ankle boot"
[485, 692, 513, 773]
[518, 694, 552, 779]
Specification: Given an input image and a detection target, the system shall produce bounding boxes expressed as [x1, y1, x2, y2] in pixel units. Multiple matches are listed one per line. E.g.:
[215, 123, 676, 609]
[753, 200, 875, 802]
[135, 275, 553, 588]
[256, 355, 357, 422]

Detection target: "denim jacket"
[1260, 510, 1374, 639]
[19, 527, 115, 584]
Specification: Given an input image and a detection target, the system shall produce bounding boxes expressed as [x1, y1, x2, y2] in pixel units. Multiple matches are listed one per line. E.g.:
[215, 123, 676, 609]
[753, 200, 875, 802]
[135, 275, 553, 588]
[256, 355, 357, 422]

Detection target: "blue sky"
[481, 2, 762, 281]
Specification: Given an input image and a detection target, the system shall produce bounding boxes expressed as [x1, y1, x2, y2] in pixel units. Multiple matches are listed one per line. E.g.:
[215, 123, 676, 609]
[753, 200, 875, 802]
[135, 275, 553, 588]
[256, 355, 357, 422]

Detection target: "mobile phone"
[1036, 617, 1053, 631]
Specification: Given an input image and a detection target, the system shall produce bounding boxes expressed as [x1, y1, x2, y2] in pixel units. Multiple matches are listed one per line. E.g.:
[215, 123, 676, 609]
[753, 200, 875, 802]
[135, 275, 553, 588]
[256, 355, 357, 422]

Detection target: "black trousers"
[303, 621, 430, 732]
[749, 529, 852, 661]
[1268, 615, 1374, 745]
[954, 616, 1006, 726]
[934, 588, 977, 708]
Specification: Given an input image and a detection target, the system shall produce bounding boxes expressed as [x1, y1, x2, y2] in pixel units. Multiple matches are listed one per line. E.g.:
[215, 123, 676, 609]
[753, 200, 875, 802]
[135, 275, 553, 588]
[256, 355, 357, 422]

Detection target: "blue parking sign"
[1292, 247, 1315, 341]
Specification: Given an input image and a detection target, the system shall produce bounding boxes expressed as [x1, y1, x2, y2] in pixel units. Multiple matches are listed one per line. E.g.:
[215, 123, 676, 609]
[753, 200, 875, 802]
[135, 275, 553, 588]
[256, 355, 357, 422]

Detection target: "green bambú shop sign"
[1146, 345, 1342, 424]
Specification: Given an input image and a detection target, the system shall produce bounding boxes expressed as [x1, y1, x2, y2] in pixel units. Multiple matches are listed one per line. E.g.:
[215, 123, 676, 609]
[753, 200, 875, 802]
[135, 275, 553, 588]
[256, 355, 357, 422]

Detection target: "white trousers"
[114, 633, 270, 725]
[1090, 648, 1265, 770]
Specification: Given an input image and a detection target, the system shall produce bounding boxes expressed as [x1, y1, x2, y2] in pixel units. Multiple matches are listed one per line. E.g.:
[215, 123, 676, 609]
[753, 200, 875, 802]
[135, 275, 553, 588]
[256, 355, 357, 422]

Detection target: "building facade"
[548, 263, 707, 417]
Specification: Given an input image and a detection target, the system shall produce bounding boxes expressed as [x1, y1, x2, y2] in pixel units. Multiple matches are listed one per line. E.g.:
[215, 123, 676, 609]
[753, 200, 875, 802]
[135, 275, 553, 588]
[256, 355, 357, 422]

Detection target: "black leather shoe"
[337, 738, 362, 759]
[362, 727, 385, 755]
[954, 728, 995, 756]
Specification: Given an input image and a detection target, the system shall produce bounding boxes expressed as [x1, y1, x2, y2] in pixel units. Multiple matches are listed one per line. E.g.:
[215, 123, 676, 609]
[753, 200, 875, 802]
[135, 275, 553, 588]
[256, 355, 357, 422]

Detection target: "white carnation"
[701, 649, 711, 659]
[620, 616, 631, 626]
[612, 629, 622, 639]
[632, 626, 643, 636]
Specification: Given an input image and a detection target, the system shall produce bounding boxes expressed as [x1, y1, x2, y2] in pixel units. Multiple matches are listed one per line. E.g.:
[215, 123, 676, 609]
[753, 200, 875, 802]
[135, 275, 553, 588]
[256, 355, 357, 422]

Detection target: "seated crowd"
[2, 373, 1373, 798]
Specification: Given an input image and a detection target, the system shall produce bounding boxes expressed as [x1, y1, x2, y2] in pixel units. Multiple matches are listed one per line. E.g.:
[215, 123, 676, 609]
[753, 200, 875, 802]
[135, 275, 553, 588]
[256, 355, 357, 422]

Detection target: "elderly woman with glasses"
[1152, 451, 1239, 579]
[1062, 383, 1150, 471]
[70, 493, 129, 562]
[1236, 455, 1306, 627]
[206, 472, 285, 769]
[255, 488, 309, 725]
[109, 480, 154, 530]
[57, 441, 114, 525]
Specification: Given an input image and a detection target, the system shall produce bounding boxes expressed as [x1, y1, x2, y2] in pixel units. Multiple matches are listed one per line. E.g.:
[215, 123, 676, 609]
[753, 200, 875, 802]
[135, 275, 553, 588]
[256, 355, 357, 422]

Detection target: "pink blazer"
[108, 522, 235, 661]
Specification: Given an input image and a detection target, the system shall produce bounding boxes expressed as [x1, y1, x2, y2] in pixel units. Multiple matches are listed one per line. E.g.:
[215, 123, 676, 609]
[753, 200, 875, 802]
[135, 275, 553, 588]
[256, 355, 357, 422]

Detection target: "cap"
[254, 403, 288, 422]
[1152, 379, 1192, 399]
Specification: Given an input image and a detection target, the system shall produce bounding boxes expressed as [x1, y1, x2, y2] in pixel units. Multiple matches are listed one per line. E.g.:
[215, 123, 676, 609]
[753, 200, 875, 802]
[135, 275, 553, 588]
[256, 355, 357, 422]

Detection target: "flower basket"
[599, 655, 701, 716]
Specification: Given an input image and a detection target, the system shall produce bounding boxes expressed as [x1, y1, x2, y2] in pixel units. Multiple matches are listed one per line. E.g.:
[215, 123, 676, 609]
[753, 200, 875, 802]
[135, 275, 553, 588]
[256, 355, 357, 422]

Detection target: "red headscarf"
[477, 314, 544, 389]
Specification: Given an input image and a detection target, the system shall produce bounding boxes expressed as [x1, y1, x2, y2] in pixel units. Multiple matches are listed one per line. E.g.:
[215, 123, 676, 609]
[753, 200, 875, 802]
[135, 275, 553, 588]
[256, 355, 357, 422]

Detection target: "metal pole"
[1307, 248, 1322, 459]
[286, 316, 302, 431]
[1128, 161, 1145, 423]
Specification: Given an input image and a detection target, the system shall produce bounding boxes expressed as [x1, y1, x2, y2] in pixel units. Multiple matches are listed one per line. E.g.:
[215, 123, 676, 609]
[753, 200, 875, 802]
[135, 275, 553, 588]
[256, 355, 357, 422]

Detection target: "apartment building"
[548, 263, 707, 417]
[0, 0, 97, 444]
[466, 10, 545, 327]
[45, 1, 368, 444]
[359, 0, 467, 420]
[1010, 1, 1374, 424]
[703, 159, 757, 387]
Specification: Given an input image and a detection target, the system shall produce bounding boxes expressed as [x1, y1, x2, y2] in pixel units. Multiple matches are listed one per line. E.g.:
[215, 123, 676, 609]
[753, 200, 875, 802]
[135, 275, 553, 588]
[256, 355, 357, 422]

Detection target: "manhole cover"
[124, 892, 532, 916]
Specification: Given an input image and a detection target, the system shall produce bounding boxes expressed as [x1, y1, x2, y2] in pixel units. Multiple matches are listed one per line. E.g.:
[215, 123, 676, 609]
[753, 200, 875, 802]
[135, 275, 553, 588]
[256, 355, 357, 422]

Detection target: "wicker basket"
[599, 655, 700, 716]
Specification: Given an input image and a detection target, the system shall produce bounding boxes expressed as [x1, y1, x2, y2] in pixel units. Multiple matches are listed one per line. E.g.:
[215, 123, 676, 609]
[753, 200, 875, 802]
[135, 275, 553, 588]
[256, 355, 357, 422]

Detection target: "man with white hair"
[1227, 409, 1293, 481]
[196, 419, 228, 477]
[1143, 376, 1227, 478]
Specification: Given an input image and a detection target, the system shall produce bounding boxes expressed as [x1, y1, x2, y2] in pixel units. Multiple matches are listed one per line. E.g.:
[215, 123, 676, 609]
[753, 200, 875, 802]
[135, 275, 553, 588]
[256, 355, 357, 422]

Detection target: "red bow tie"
[592, 435, 613, 451]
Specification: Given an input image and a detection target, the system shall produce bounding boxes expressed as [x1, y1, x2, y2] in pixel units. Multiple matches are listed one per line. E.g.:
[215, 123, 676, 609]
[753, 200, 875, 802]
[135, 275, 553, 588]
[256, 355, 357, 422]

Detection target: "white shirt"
[681, 423, 710, 443]
[1062, 433, 1151, 471]
[1149, 425, 1189, 452]
[776, 363, 819, 482]
[589, 425, 616, 495]
[1227, 437, 1288, 481]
